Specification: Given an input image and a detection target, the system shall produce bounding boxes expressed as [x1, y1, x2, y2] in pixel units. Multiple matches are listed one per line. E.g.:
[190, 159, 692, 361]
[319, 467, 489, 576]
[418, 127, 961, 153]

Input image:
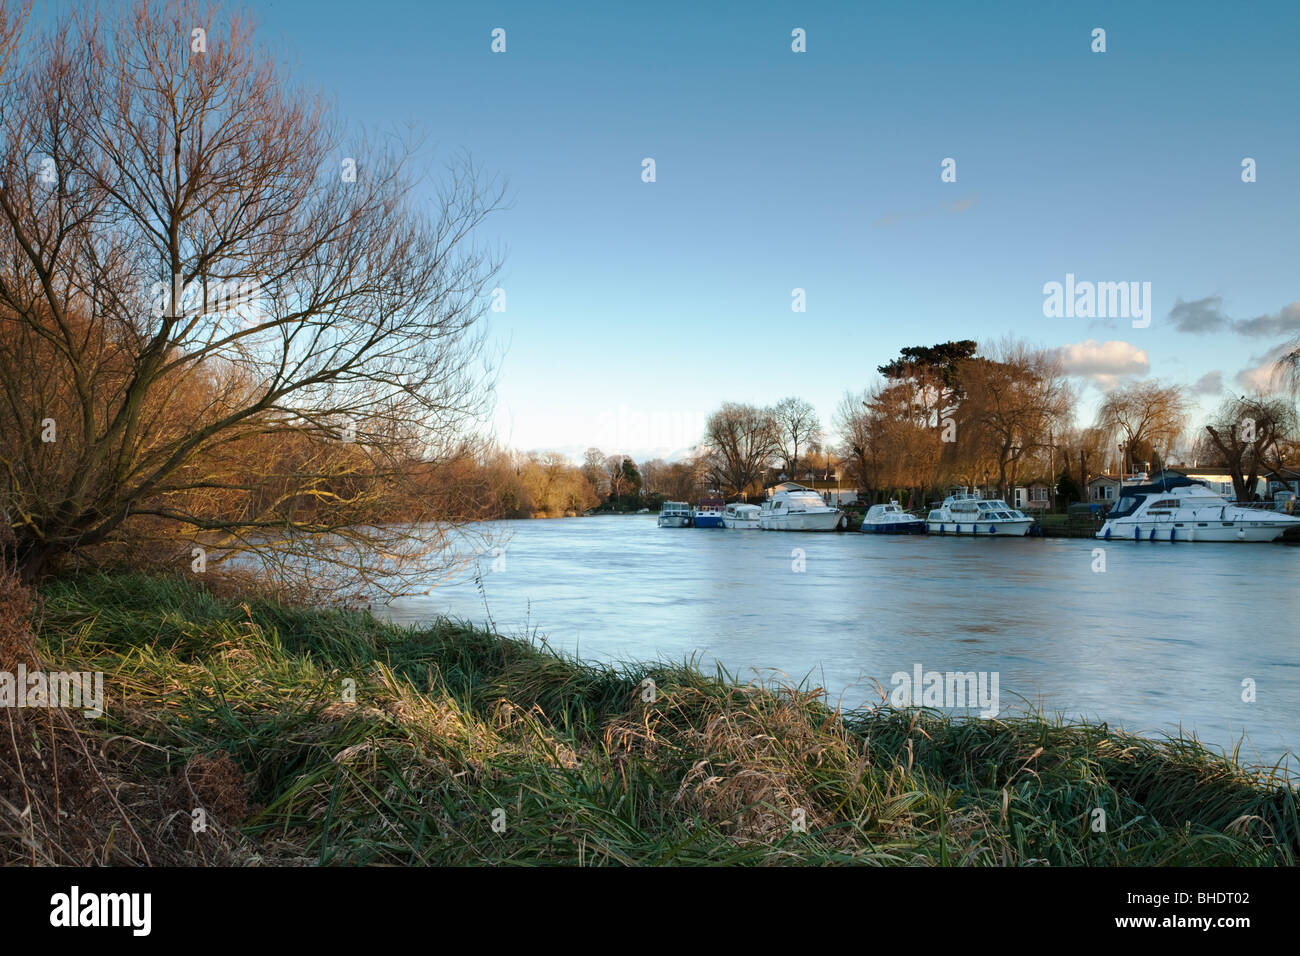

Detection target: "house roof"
[769, 481, 813, 493]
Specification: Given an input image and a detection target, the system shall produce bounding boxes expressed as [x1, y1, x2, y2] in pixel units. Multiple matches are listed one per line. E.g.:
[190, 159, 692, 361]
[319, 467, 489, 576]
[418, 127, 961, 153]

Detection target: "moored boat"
[657, 501, 691, 528]
[861, 500, 926, 534]
[692, 497, 725, 528]
[926, 492, 1033, 536]
[1096, 475, 1300, 542]
[721, 502, 761, 529]
[759, 485, 843, 531]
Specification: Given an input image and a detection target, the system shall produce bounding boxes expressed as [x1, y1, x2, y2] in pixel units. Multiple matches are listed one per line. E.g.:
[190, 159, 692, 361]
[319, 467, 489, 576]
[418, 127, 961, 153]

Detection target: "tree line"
[625, 338, 1300, 509]
[440, 337, 1300, 517]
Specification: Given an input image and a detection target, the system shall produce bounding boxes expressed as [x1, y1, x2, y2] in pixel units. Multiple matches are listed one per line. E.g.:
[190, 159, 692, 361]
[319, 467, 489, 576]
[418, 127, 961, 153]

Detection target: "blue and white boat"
[692, 498, 725, 528]
[861, 500, 926, 534]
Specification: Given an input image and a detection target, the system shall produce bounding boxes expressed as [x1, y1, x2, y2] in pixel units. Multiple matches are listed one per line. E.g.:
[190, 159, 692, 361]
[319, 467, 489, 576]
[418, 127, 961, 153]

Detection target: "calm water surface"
[383, 515, 1300, 767]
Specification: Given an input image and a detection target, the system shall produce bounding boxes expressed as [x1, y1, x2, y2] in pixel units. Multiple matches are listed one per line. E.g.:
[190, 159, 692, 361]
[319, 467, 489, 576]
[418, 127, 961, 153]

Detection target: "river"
[383, 515, 1300, 768]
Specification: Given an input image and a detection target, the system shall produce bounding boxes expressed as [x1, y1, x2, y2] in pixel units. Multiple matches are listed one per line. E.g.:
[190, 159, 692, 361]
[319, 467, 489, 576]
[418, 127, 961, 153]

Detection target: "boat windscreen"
[788, 494, 825, 508]
[1107, 494, 1146, 520]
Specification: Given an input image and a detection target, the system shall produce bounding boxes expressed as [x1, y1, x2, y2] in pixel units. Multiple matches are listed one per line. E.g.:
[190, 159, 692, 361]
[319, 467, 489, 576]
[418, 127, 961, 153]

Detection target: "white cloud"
[1053, 339, 1150, 388]
[1234, 343, 1294, 395]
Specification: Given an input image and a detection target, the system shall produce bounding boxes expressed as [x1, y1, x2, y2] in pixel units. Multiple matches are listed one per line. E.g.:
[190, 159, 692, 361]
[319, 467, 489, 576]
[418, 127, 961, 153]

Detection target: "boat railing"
[1235, 499, 1296, 512]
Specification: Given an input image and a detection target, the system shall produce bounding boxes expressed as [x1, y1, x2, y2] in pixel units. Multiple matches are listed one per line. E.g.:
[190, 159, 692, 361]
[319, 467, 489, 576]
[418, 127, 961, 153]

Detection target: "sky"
[48, 0, 1300, 463]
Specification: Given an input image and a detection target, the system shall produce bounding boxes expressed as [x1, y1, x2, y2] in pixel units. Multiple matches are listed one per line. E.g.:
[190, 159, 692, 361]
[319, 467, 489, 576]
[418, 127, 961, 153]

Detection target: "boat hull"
[862, 520, 927, 534]
[759, 511, 842, 531]
[657, 515, 690, 528]
[692, 514, 723, 528]
[1098, 520, 1296, 542]
[721, 517, 761, 529]
[927, 519, 1033, 536]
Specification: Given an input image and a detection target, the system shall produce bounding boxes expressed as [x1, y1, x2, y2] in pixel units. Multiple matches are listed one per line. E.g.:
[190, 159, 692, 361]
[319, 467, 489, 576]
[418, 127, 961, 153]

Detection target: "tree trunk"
[17, 542, 58, 586]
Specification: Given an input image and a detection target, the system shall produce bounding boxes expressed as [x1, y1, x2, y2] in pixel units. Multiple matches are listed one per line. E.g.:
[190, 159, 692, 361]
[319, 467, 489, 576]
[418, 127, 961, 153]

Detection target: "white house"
[1086, 474, 1122, 502]
[1182, 468, 1266, 500]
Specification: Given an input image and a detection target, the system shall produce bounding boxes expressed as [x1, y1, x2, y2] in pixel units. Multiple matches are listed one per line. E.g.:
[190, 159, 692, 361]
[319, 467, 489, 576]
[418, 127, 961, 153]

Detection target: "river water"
[383, 515, 1300, 768]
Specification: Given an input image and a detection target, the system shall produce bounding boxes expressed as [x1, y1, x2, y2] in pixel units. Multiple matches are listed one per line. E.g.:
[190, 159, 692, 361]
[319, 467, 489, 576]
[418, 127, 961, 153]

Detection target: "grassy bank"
[4, 571, 1296, 865]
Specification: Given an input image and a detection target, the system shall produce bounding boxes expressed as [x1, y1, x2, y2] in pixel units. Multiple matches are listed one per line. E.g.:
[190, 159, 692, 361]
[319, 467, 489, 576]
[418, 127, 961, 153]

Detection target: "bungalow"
[1086, 474, 1123, 503]
[766, 479, 859, 507]
[1264, 468, 1300, 499]
[1178, 467, 1266, 500]
[767, 467, 860, 506]
[1011, 481, 1053, 511]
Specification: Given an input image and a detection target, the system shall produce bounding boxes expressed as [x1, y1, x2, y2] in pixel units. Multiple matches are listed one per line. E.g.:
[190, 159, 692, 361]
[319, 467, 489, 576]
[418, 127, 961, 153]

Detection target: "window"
[1031, 486, 1049, 501]
[1108, 494, 1147, 520]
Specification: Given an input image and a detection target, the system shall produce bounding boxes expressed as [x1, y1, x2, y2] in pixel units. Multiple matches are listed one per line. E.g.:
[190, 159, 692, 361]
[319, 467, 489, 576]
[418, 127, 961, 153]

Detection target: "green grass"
[29, 571, 1300, 865]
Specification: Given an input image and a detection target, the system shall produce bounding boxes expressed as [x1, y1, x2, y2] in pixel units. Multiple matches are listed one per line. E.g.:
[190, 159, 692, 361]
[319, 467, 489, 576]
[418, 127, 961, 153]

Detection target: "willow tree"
[1278, 339, 1300, 400]
[0, 1, 503, 589]
[1094, 380, 1189, 477]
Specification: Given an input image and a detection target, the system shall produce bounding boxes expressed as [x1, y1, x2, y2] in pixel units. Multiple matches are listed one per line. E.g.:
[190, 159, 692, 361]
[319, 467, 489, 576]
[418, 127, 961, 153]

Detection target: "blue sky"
[54, 0, 1300, 460]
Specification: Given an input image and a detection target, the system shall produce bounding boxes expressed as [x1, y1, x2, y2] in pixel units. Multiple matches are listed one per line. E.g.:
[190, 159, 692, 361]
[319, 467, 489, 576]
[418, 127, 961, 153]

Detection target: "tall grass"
[14, 570, 1297, 866]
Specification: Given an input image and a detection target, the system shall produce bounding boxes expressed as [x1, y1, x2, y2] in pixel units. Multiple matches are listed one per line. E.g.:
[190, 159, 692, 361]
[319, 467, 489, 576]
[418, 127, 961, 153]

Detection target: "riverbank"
[4, 571, 1296, 866]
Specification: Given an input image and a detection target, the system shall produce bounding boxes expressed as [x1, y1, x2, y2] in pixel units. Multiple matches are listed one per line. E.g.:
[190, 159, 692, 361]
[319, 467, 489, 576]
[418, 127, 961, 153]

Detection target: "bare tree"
[772, 396, 822, 476]
[1201, 397, 1296, 501]
[1095, 381, 1188, 477]
[581, 447, 607, 497]
[833, 390, 873, 494]
[0, 1, 503, 590]
[959, 340, 1073, 499]
[604, 454, 626, 504]
[701, 402, 778, 495]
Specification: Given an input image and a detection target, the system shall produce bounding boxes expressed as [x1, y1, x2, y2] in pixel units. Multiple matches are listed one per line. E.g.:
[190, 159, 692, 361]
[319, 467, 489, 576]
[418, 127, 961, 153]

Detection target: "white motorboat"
[1097, 475, 1300, 542]
[926, 492, 1033, 536]
[721, 502, 761, 529]
[657, 501, 691, 528]
[759, 486, 843, 531]
[861, 500, 926, 534]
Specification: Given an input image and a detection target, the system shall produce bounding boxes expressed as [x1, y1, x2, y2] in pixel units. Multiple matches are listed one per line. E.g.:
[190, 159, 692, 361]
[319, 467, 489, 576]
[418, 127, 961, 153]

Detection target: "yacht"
[926, 492, 1033, 536]
[692, 497, 725, 528]
[657, 501, 691, 528]
[1097, 475, 1300, 542]
[861, 500, 926, 534]
[759, 486, 843, 531]
[721, 502, 761, 529]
